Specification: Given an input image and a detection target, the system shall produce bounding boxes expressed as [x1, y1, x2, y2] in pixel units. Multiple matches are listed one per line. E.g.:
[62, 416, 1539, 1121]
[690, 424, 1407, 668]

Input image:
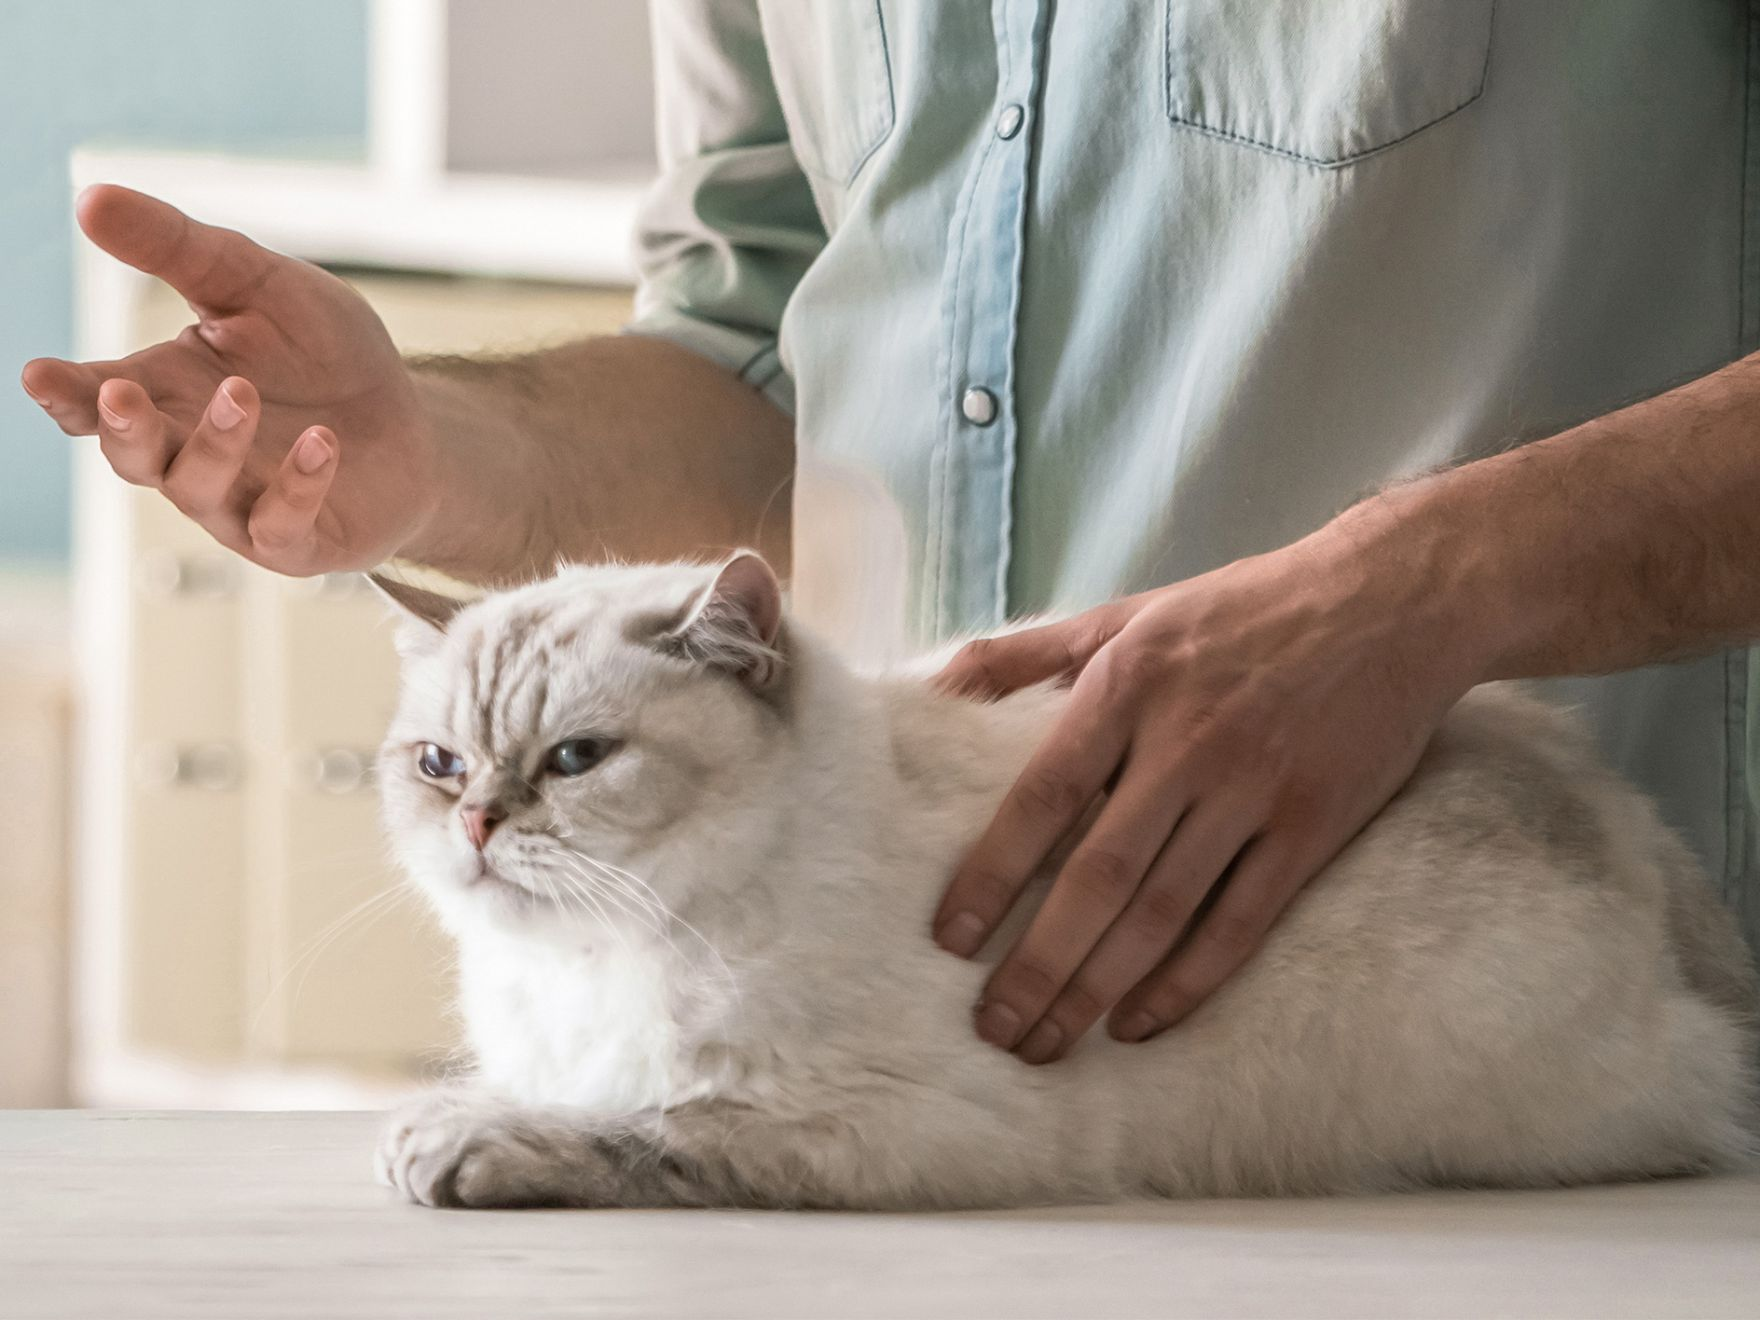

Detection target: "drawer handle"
[134, 742, 244, 792]
[304, 747, 377, 795]
[137, 552, 238, 599]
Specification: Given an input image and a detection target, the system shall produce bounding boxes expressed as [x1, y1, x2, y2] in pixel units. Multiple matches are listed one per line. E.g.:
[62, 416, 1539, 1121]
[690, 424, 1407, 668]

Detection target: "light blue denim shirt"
[628, 0, 1760, 953]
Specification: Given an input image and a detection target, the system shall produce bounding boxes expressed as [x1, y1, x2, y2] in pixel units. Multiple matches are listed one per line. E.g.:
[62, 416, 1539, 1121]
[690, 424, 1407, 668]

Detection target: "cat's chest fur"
[454, 929, 717, 1114]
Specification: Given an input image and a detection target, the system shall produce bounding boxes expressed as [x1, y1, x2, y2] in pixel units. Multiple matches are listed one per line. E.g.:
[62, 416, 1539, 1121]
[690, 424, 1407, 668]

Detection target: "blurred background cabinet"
[68, 0, 653, 1106]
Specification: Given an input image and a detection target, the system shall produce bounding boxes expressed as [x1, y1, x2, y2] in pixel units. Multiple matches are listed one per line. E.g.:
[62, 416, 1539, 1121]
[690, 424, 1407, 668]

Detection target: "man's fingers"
[932, 683, 1131, 958]
[1015, 797, 1258, 1063]
[933, 605, 1131, 701]
[974, 759, 1185, 1054]
[934, 623, 1084, 700]
[94, 378, 181, 487]
[1107, 835, 1305, 1041]
[160, 378, 258, 520]
[77, 184, 277, 314]
[21, 357, 126, 435]
[246, 426, 337, 562]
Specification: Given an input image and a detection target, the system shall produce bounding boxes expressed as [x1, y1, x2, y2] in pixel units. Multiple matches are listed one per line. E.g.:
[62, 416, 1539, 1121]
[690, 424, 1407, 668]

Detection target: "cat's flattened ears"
[652, 552, 787, 695]
[366, 571, 471, 658]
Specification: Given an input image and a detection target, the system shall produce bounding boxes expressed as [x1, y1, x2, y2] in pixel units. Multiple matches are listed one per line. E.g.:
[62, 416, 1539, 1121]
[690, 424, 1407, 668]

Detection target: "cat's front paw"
[375, 1091, 571, 1209]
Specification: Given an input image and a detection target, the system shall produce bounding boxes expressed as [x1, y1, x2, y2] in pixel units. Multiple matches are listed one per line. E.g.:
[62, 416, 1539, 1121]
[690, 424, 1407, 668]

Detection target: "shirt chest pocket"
[758, 1, 896, 186]
[1164, 0, 1497, 167]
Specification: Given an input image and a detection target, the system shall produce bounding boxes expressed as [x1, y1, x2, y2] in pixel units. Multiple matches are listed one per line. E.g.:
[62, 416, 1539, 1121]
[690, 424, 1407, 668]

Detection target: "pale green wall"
[0, 1, 369, 563]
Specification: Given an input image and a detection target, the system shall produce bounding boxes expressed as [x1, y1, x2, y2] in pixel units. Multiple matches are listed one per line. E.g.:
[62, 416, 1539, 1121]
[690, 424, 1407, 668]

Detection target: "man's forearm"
[402, 335, 794, 583]
[1319, 353, 1760, 684]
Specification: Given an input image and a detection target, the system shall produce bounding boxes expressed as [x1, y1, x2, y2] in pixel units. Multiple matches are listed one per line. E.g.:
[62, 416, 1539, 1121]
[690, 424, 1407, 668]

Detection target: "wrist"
[1303, 483, 1509, 703]
[398, 370, 549, 582]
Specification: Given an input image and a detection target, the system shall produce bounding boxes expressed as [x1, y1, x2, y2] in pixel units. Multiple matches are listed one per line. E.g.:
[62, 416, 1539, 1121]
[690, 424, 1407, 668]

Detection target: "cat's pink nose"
[461, 803, 506, 852]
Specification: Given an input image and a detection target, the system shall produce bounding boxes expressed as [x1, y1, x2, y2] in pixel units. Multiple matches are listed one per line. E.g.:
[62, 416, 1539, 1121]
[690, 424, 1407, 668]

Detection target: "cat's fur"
[372, 555, 1758, 1210]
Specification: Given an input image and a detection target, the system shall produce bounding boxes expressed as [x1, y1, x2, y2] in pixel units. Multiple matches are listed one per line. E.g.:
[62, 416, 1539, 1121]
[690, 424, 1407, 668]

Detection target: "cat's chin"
[413, 850, 556, 927]
[469, 868, 542, 902]
[456, 857, 560, 912]
[450, 862, 617, 947]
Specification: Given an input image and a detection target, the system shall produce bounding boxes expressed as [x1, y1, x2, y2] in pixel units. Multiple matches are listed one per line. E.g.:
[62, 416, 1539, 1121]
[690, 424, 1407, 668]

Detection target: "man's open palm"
[21, 185, 435, 575]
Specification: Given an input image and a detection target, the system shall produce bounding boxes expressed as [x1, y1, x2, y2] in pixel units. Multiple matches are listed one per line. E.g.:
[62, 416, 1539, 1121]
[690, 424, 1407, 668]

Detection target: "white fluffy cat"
[372, 553, 1757, 1209]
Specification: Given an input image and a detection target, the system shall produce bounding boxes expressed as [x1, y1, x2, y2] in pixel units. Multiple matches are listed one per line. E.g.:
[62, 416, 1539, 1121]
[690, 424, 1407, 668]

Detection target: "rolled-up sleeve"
[625, 1, 825, 416]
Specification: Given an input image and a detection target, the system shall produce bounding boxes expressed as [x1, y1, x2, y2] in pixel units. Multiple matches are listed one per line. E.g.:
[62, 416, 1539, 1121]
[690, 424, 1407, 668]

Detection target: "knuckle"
[247, 514, 295, 553]
[1204, 911, 1264, 960]
[1060, 846, 1138, 907]
[281, 475, 324, 507]
[1093, 641, 1166, 695]
[1251, 716, 1294, 764]
[1051, 978, 1107, 1027]
[951, 867, 1019, 922]
[1178, 707, 1230, 749]
[957, 637, 995, 667]
[1129, 883, 1198, 941]
[998, 956, 1062, 1006]
[160, 472, 217, 517]
[98, 440, 156, 487]
[1144, 972, 1202, 1023]
[1070, 613, 1120, 661]
[948, 638, 1000, 688]
[1014, 766, 1085, 820]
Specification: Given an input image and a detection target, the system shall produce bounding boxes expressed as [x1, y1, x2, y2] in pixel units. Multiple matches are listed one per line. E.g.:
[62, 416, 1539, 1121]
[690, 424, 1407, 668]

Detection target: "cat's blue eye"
[546, 738, 612, 778]
[416, 743, 465, 779]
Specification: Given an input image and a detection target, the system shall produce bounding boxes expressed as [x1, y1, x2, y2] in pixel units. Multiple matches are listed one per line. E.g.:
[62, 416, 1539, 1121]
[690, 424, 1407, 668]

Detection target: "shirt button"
[996, 103, 1024, 140]
[961, 386, 998, 426]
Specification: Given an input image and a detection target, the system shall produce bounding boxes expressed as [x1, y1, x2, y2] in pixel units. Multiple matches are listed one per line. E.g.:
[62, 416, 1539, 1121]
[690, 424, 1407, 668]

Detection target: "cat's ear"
[664, 552, 786, 692]
[365, 571, 467, 656]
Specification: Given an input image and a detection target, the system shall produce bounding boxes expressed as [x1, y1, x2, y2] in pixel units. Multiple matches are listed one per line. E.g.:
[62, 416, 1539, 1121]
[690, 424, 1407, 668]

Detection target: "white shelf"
[71, 148, 646, 286]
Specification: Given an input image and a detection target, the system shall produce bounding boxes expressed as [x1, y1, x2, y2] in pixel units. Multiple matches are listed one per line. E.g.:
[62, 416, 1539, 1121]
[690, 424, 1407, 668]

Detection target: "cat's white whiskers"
[538, 852, 647, 963]
[247, 883, 417, 1041]
[577, 855, 674, 919]
[548, 864, 616, 931]
[549, 836, 740, 1001]
[538, 844, 743, 1025]
[546, 843, 666, 928]
[552, 859, 668, 968]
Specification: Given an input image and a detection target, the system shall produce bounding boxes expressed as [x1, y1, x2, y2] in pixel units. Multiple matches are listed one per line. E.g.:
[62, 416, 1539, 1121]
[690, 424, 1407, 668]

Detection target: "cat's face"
[376, 556, 788, 947]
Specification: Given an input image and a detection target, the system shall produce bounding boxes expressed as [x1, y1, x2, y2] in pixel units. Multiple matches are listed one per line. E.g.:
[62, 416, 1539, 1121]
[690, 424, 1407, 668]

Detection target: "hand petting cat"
[932, 524, 1481, 1064]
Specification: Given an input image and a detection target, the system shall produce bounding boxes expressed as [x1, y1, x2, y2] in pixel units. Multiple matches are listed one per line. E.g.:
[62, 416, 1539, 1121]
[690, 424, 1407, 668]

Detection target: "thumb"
[933, 614, 1114, 701]
[77, 184, 278, 314]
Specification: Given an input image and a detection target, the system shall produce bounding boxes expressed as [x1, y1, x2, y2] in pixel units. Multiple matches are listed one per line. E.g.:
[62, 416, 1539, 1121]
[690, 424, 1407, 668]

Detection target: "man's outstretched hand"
[21, 185, 435, 575]
[930, 530, 1480, 1064]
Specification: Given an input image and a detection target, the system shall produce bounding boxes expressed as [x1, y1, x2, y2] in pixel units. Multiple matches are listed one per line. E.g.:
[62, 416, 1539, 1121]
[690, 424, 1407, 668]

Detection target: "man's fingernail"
[1016, 1019, 1063, 1065]
[935, 912, 987, 957]
[974, 1000, 1022, 1048]
[98, 401, 130, 432]
[210, 384, 246, 430]
[1112, 1012, 1159, 1043]
[30, 393, 52, 410]
[292, 431, 331, 474]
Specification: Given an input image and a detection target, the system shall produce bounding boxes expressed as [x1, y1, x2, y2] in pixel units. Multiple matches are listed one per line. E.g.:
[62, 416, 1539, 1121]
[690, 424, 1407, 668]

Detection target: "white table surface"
[2, 1110, 1756, 1319]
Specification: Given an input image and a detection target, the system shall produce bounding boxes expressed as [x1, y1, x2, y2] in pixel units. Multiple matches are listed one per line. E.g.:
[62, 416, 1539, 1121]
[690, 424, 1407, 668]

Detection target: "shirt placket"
[929, 0, 1049, 638]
